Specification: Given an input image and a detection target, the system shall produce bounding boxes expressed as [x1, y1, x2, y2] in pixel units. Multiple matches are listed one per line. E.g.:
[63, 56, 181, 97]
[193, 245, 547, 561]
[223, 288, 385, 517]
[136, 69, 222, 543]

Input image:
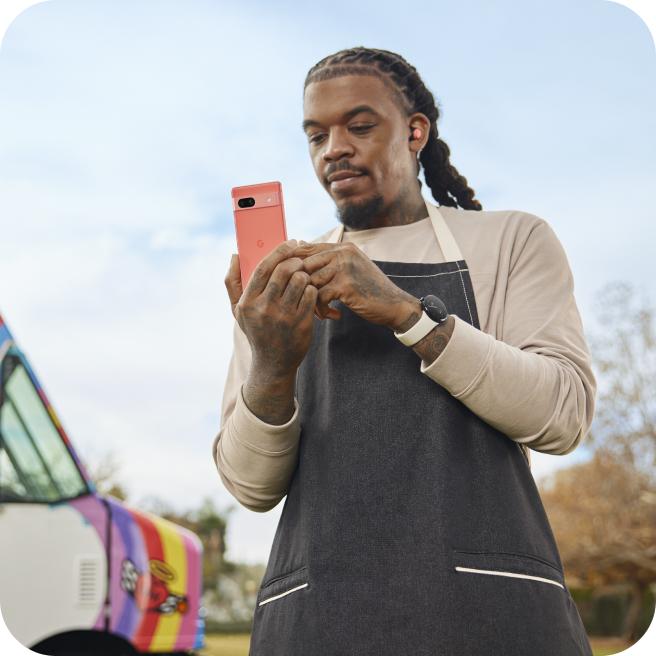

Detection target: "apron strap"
[325, 200, 463, 262]
[425, 201, 463, 262]
[326, 223, 344, 244]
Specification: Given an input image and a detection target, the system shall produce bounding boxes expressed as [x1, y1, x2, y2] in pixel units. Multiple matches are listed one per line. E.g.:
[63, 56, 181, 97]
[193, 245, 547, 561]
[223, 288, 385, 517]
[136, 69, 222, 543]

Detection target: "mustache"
[323, 161, 370, 186]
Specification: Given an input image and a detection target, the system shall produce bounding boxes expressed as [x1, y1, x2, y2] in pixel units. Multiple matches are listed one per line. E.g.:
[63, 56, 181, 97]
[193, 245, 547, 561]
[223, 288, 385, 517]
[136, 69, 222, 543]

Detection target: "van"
[0, 314, 204, 655]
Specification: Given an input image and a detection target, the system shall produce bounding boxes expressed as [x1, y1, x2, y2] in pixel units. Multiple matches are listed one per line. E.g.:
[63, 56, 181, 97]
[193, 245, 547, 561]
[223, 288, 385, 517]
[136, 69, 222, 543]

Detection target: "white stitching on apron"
[386, 268, 469, 279]
[455, 567, 564, 589]
[259, 583, 309, 606]
[386, 264, 475, 325]
[455, 261, 474, 325]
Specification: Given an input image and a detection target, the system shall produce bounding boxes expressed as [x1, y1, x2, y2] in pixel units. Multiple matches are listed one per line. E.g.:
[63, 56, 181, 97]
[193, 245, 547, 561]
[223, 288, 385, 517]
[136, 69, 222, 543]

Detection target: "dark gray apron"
[250, 204, 592, 656]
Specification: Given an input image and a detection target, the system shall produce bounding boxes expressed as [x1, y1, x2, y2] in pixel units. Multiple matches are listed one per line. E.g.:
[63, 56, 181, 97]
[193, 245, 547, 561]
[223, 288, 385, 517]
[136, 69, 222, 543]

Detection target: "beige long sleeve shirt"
[213, 205, 596, 512]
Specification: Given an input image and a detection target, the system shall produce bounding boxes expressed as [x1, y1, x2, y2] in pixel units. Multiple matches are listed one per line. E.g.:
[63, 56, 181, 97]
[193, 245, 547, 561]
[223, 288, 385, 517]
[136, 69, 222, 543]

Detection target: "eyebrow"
[302, 105, 381, 131]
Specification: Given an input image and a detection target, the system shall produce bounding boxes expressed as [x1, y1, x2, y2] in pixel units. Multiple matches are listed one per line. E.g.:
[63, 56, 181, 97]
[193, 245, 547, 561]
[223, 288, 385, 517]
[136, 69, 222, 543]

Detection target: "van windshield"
[0, 354, 88, 502]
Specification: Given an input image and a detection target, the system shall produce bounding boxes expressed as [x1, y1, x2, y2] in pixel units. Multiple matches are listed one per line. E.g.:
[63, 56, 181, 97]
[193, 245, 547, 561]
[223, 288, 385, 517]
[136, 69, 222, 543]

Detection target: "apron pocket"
[453, 550, 565, 590]
[258, 566, 309, 607]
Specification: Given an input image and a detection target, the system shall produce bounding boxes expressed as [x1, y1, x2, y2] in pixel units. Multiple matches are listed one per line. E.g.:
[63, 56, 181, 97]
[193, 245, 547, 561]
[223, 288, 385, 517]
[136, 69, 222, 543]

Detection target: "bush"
[571, 586, 655, 638]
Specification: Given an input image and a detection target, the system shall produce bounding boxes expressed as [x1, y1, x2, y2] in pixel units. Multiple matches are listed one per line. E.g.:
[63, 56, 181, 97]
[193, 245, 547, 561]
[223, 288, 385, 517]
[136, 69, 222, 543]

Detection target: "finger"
[302, 250, 341, 276]
[225, 254, 244, 312]
[314, 299, 329, 319]
[315, 302, 341, 321]
[244, 239, 298, 298]
[281, 270, 312, 309]
[294, 242, 337, 260]
[313, 296, 342, 321]
[299, 283, 319, 318]
[313, 283, 342, 310]
[262, 258, 304, 302]
[308, 268, 337, 291]
[310, 272, 342, 319]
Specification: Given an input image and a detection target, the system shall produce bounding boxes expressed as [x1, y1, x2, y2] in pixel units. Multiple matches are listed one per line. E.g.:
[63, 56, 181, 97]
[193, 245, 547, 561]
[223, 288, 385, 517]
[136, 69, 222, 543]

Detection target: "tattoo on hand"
[394, 310, 421, 334]
[412, 316, 455, 365]
[420, 330, 449, 361]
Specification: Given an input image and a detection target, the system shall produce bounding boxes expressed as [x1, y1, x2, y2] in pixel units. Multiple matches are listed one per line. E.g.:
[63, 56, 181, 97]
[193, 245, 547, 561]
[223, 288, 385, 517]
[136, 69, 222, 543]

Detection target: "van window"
[0, 354, 88, 502]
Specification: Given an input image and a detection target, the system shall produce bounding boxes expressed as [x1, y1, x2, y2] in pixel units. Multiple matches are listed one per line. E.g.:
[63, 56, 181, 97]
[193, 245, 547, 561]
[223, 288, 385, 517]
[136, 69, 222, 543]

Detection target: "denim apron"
[250, 203, 592, 656]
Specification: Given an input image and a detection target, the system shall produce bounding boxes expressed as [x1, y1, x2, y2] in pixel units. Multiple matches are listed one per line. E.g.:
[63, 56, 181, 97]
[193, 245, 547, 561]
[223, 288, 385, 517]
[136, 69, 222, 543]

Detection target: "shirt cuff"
[231, 384, 301, 455]
[420, 315, 493, 397]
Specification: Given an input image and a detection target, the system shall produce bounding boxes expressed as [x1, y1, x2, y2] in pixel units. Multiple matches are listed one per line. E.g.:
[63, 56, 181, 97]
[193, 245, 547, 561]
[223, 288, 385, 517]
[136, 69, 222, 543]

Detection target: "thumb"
[315, 285, 342, 321]
[225, 254, 244, 311]
[316, 303, 341, 321]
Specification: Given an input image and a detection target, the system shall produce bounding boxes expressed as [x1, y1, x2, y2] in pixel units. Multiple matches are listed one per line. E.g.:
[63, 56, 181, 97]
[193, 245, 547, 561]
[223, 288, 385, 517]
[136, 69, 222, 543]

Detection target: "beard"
[335, 193, 385, 230]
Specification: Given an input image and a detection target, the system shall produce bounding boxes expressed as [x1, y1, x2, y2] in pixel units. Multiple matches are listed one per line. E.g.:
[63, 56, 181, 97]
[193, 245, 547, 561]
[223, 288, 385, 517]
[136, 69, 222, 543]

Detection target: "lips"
[326, 170, 365, 192]
[327, 171, 362, 184]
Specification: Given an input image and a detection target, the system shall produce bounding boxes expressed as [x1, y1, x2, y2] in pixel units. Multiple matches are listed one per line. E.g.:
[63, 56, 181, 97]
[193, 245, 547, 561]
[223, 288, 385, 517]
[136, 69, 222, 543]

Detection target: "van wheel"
[30, 631, 138, 656]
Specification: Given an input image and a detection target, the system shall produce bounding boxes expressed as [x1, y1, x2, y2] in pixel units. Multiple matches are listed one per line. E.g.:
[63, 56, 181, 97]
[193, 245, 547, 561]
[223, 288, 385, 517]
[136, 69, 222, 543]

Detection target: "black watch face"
[422, 295, 448, 323]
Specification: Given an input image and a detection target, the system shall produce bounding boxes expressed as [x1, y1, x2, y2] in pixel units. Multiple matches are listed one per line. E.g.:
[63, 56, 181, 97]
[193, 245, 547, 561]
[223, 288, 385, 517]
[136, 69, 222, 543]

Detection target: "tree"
[587, 282, 656, 474]
[83, 451, 129, 500]
[541, 452, 656, 641]
[540, 282, 656, 641]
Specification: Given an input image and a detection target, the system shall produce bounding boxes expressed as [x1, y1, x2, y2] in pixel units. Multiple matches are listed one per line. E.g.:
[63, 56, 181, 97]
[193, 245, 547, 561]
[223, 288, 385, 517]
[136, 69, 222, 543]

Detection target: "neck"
[345, 182, 428, 231]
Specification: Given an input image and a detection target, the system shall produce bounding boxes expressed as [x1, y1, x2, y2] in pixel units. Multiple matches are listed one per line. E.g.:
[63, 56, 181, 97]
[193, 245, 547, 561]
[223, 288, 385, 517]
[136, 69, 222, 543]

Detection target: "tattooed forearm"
[225, 245, 317, 426]
[391, 308, 421, 333]
[386, 297, 423, 333]
[411, 316, 456, 366]
[243, 366, 296, 425]
[394, 310, 421, 334]
[420, 332, 449, 360]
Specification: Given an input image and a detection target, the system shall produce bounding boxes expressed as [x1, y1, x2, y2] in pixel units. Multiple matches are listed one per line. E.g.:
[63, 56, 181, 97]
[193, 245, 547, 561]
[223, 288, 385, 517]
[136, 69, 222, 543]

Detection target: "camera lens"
[238, 197, 255, 208]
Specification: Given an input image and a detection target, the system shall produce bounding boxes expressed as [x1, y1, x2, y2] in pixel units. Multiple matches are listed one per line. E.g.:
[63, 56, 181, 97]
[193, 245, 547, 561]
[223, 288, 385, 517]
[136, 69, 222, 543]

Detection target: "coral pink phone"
[232, 182, 288, 288]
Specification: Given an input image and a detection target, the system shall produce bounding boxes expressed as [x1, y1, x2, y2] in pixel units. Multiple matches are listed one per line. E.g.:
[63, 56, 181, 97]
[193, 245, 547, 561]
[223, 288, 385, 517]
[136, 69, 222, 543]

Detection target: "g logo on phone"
[257, 239, 264, 248]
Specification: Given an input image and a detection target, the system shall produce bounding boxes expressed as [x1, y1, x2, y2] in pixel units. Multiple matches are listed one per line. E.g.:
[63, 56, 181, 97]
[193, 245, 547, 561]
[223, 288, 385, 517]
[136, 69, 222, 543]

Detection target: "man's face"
[303, 75, 416, 228]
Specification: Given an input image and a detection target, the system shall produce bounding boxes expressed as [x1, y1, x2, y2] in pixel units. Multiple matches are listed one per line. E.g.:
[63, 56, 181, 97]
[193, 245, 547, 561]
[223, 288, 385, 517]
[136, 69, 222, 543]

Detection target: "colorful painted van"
[0, 314, 204, 655]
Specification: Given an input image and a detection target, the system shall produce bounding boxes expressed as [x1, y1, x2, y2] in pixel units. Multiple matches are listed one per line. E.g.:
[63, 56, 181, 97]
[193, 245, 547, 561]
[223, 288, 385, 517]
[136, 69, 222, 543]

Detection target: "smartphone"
[232, 182, 288, 288]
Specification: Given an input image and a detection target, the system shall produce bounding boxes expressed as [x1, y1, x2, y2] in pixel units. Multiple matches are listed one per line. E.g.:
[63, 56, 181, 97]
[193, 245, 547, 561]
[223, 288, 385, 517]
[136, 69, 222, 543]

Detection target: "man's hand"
[296, 241, 455, 366]
[225, 240, 318, 425]
[295, 242, 421, 331]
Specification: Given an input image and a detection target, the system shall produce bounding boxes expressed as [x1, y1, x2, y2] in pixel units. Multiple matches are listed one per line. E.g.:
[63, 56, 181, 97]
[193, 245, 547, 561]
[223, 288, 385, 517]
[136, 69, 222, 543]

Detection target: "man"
[214, 48, 596, 655]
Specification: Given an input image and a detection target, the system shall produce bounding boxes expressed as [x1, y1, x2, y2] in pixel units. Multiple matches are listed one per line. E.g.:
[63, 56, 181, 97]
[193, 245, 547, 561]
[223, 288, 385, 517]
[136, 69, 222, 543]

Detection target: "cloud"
[0, 0, 654, 567]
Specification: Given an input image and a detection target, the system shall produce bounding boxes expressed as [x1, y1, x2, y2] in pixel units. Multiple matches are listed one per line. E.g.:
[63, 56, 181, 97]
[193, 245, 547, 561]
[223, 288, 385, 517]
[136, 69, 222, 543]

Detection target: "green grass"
[200, 633, 630, 656]
[201, 633, 251, 656]
[589, 638, 635, 655]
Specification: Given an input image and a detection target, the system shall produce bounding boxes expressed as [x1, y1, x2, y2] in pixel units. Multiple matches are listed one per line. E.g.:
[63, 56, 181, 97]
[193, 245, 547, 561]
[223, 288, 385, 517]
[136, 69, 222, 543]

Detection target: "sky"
[0, 0, 655, 573]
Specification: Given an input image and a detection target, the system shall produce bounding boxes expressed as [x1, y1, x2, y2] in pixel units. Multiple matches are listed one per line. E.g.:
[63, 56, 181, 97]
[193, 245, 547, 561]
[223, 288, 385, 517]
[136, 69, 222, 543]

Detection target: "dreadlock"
[305, 47, 482, 211]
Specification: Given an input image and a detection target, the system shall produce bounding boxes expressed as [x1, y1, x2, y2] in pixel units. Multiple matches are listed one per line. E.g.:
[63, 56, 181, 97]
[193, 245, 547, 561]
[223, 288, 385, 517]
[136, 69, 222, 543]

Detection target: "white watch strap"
[395, 311, 438, 347]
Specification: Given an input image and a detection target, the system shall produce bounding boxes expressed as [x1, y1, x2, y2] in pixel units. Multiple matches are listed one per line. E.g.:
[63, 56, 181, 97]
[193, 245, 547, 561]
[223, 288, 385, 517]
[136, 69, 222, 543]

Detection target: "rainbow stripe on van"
[69, 495, 204, 652]
[0, 313, 204, 652]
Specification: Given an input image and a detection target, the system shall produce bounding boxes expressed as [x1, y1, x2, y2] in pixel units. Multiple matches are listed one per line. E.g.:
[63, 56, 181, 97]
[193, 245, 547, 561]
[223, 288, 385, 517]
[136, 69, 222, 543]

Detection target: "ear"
[408, 113, 431, 153]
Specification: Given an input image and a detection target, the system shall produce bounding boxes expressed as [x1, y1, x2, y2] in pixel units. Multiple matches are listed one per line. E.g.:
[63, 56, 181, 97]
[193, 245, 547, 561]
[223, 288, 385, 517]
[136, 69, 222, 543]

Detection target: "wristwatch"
[395, 295, 449, 347]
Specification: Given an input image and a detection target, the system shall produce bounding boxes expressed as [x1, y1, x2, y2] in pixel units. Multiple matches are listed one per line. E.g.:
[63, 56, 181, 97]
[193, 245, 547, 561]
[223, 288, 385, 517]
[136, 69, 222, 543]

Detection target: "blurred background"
[0, 0, 654, 653]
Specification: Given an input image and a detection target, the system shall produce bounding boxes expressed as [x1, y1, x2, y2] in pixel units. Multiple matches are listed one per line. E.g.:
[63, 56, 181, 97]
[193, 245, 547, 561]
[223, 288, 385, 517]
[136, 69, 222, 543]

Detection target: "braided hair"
[305, 47, 482, 211]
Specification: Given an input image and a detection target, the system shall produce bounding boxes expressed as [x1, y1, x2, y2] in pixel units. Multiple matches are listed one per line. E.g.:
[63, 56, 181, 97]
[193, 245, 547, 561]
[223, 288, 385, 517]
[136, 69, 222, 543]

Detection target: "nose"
[322, 128, 354, 163]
